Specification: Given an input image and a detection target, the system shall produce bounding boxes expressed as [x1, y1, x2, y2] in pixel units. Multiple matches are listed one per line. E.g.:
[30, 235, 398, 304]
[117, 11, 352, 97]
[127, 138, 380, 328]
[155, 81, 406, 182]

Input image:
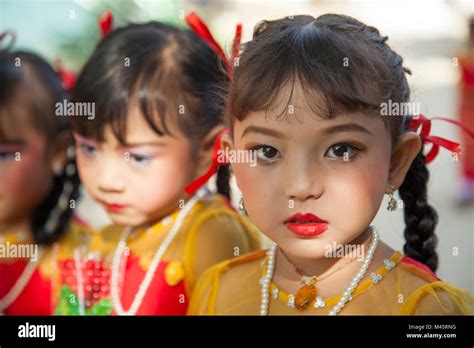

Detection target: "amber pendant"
[294, 277, 317, 310]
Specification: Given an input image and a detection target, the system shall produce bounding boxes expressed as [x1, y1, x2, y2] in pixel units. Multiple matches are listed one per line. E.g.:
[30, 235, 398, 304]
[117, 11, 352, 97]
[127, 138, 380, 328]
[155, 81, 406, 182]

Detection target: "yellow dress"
[188, 250, 474, 315]
[100, 193, 261, 315]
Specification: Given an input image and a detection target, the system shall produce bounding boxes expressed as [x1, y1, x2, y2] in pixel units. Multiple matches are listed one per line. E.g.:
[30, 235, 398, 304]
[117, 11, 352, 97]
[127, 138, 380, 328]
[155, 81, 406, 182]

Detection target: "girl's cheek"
[233, 163, 266, 199]
[325, 155, 390, 235]
[75, 152, 97, 195]
[0, 151, 52, 222]
[130, 155, 193, 214]
[233, 162, 276, 228]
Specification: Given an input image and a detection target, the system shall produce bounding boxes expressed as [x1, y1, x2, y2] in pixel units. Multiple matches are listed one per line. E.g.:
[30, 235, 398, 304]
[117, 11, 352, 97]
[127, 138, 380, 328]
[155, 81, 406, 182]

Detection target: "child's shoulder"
[183, 193, 261, 254]
[396, 255, 474, 315]
[188, 249, 266, 315]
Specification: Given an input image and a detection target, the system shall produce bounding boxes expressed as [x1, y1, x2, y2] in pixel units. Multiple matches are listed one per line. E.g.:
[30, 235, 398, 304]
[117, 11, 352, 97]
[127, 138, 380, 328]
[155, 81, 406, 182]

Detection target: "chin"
[108, 213, 147, 227]
[274, 233, 332, 259]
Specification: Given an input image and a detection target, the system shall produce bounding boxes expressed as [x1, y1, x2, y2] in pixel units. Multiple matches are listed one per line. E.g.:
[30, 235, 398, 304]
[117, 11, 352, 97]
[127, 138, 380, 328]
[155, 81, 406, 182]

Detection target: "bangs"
[229, 14, 397, 123]
[69, 60, 193, 144]
[70, 21, 220, 144]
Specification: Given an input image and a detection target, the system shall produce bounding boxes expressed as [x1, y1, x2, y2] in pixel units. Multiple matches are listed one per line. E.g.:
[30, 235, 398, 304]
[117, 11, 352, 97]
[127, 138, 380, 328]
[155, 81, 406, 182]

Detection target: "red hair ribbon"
[409, 114, 474, 164]
[99, 10, 113, 38]
[183, 13, 242, 195]
[54, 59, 76, 92]
[184, 129, 230, 195]
[231, 23, 242, 70]
[185, 12, 242, 76]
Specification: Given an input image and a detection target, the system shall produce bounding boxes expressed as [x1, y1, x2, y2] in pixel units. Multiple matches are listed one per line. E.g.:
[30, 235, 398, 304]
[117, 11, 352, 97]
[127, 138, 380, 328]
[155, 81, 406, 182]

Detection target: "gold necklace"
[280, 249, 357, 310]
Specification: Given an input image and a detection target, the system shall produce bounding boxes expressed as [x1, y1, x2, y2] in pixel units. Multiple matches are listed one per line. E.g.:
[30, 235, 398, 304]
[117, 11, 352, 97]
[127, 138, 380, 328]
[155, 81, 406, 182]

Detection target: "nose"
[283, 157, 323, 203]
[96, 155, 126, 193]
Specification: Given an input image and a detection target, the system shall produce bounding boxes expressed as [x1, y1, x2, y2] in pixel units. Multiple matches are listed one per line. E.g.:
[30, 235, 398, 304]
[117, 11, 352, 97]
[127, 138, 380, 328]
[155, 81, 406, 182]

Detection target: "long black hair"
[0, 49, 81, 245]
[70, 21, 231, 198]
[227, 14, 439, 271]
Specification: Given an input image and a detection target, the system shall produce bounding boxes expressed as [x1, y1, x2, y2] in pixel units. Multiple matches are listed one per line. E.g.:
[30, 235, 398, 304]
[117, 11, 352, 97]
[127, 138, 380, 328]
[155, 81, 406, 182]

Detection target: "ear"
[220, 132, 234, 156]
[49, 131, 73, 176]
[387, 131, 422, 191]
[194, 125, 227, 179]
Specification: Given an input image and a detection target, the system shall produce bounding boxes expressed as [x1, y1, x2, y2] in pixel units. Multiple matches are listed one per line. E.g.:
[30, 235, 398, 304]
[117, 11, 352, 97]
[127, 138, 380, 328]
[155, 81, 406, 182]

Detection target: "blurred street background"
[2, 0, 473, 292]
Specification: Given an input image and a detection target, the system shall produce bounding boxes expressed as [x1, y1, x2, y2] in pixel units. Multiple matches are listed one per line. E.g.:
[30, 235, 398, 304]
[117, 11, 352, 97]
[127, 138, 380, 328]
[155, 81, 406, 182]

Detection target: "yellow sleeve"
[401, 281, 474, 315]
[182, 208, 260, 295]
[187, 260, 229, 315]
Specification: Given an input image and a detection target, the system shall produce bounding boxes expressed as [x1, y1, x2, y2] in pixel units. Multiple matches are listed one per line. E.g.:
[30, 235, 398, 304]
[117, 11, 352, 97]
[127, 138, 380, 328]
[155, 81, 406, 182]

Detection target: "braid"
[30, 147, 81, 245]
[398, 150, 439, 272]
[360, 19, 440, 271]
[216, 165, 231, 200]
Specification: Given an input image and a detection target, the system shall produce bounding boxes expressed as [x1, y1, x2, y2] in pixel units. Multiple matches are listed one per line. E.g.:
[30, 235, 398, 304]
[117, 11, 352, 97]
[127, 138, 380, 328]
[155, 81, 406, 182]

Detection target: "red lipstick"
[284, 213, 328, 237]
[100, 201, 126, 213]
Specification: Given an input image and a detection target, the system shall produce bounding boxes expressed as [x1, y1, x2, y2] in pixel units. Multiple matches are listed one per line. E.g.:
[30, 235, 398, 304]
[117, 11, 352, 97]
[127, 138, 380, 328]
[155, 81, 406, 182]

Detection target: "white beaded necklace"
[110, 189, 206, 316]
[0, 248, 43, 313]
[260, 226, 379, 315]
[73, 248, 86, 315]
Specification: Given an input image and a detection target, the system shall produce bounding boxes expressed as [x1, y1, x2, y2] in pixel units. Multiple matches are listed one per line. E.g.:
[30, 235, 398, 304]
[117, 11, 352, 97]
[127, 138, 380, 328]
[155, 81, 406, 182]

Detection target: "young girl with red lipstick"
[67, 16, 260, 315]
[0, 40, 97, 315]
[189, 14, 474, 315]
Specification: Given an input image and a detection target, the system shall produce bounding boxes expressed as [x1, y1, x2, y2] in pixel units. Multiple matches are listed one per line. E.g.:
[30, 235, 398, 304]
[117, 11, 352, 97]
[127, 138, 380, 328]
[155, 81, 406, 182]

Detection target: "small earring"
[386, 184, 397, 211]
[239, 193, 246, 212]
[52, 161, 63, 176]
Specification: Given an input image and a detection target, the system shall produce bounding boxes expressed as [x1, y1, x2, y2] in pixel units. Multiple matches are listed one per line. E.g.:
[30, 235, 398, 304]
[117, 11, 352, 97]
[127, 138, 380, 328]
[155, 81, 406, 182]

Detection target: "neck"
[275, 227, 373, 283]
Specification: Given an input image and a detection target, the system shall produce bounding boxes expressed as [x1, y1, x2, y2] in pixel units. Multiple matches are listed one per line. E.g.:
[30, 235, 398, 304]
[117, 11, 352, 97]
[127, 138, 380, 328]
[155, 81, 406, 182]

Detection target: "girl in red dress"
[0, 37, 89, 315]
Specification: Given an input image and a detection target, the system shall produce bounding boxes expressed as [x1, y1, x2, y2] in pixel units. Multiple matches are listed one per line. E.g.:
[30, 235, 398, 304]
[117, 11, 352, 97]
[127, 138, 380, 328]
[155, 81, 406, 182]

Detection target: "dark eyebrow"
[323, 123, 373, 135]
[241, 126, 285, 139]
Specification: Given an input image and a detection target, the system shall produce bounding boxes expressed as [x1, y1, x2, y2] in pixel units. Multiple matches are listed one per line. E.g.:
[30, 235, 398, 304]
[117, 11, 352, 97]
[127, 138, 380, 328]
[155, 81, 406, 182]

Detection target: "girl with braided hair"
[189, 14, 474, 315]
[0, 42, 91, 314]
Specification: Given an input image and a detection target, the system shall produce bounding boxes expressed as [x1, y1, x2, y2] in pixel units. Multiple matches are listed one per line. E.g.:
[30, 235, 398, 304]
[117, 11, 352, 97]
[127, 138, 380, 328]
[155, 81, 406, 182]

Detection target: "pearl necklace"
[0, 248, 43, 313]
[73, 248, 86, 315]
[260, 226, 379, 315]
[110, 189, 206, 315]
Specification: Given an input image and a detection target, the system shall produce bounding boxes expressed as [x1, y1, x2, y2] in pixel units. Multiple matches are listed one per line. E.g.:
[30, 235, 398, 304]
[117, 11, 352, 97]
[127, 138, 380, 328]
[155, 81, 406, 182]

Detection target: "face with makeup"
[74, 98, 214, 227]
[0, 102, 56, 232]
[223, 83, 421, 261]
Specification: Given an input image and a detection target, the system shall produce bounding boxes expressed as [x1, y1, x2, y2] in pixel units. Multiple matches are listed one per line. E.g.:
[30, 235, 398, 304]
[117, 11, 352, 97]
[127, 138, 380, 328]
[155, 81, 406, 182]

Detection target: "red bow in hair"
[99, 10, 113, 38]
[230, 23, 242, 75]
[184, 129, 230, 195]
[409, 114, 474, 164]
[183, 12, 242, 195]
[185, 12, 243, 77]
[54, 59, 76, 92]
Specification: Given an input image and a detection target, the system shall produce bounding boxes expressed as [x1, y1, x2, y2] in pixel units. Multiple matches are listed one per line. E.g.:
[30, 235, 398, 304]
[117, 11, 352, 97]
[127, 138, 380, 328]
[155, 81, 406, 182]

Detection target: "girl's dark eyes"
[0, 151, 17, 162]
[78, 143, 97, 157]
[129, 153, 152, 168]
[250, 145, 281, 162]
[325, 143, 360, 160]
[249, 143, 361, 164]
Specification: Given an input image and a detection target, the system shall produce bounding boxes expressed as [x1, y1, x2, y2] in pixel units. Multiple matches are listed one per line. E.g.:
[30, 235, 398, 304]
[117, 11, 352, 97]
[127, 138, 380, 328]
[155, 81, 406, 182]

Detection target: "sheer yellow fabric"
[189, 250, 474, 315]
[100, 194, 261, 296]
